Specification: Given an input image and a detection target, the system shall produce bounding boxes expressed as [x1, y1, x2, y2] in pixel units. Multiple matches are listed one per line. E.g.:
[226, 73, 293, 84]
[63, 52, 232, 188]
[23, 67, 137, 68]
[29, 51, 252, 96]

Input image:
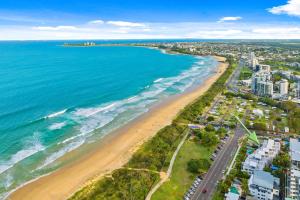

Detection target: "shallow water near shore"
[0, 41, 218, 198]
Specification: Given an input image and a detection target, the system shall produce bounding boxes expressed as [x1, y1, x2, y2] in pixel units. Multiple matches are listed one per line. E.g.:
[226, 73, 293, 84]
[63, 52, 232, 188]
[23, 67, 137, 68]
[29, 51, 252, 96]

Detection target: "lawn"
[151, 139, 214, 200]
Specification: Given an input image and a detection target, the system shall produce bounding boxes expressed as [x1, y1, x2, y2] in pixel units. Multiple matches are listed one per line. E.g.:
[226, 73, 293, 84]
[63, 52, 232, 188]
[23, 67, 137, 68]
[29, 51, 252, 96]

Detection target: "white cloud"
[218, 16, 242, 23]
[142, 28, 151, 32]
[88, 19, 104, 25]
[252, 27, 300, 34]
[187, 29, 243, 38]
[33, 26, 77, 31]
[1, 21, 300, 40]
[268, 0, 300, 17]
[106, 21, 146, 27]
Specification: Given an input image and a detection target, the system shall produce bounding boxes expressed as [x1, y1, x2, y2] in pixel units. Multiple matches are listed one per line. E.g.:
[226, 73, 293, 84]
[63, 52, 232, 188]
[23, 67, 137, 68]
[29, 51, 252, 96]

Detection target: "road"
[191, 60, 246, 200]
[226, 58, 244, 93]
[191, 122, 245, 200]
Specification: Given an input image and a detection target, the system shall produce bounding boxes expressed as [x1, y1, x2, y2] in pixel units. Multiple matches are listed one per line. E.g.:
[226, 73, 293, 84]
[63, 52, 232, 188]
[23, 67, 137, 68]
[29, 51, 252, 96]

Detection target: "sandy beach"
[9, 56, 228, 200]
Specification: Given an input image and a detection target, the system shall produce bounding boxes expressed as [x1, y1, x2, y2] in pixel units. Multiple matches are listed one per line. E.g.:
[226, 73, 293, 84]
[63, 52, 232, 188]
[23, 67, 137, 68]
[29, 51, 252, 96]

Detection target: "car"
[202, 189, 207, 193]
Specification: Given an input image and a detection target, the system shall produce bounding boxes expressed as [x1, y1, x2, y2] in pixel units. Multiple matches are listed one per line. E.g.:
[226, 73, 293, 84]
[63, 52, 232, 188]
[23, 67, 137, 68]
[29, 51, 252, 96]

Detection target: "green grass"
[152, 139, 214, 200]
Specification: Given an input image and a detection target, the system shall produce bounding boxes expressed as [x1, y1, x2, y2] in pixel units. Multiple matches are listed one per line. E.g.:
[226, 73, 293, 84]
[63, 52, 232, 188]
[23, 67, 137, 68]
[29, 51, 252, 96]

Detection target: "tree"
[187, 159, 201, 173]
[217, 127, 227, 138]
[205, 124, 215, 132]
[253, 122, 267, 131]
[288, 107, 300, 132]
[280, 101, 297, 113]
[207, 116, 215, 122]
[202, 132, 219, 146]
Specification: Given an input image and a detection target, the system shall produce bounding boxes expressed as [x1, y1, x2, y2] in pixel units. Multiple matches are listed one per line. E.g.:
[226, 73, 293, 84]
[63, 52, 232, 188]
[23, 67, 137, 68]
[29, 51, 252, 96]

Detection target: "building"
[257, 81, 274, 97]
[248, 170, 280, 200]
[243, 139, 281, 175]
[225, 185, 241, 200]
[252, 71, 274, 97]
[249, 52, 259, 70]
[290, 138, 300, 169]
[279, 79, 289, 96]
[288, 169, 300, 199]
[286, 138, 300, 199]
[256, 64, 271, 73]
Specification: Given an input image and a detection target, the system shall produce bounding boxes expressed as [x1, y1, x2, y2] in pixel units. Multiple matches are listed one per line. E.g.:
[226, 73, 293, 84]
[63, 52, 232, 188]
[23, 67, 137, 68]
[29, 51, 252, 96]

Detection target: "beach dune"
[9, 56, 228, 200]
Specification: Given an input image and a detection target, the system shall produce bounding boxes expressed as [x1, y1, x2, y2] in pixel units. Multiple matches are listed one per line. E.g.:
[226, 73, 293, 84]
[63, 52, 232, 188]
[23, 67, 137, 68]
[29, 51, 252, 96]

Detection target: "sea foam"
[0, 136, 44, 175]
[44, 109, 67, 119]
[48, 122, 67, 130]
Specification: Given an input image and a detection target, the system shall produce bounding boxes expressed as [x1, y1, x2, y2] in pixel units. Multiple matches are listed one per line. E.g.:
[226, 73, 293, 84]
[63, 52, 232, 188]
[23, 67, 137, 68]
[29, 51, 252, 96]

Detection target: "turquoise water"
[0, 41, 217, 198]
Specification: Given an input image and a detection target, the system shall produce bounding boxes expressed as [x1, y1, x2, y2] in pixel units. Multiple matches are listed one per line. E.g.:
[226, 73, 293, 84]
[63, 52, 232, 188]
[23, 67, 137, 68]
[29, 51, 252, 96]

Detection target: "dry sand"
[9, 56, 228, 200]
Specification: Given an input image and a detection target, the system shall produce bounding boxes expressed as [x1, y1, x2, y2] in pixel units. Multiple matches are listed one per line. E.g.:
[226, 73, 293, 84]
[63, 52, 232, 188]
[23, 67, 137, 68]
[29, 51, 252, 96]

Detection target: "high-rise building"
[257, 81, 273, 97]
[251, 71, 274, 97]
[256, 64, 271, 72]
[279, 79, 289, 96]
[249, 52, 259, 70]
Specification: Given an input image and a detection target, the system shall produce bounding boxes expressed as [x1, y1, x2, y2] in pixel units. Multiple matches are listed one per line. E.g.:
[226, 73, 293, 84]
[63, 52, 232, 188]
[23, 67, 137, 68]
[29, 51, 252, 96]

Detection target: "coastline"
[8, 56, 228, 200]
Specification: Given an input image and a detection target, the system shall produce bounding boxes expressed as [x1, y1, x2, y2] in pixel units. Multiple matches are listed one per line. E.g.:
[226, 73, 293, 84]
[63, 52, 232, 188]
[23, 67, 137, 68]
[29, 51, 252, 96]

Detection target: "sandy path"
[9, 56, 228, 200]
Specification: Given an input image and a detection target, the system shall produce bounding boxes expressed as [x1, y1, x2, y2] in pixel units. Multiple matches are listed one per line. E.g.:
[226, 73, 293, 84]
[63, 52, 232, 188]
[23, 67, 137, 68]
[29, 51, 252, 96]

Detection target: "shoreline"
[8, 55, 228, 200]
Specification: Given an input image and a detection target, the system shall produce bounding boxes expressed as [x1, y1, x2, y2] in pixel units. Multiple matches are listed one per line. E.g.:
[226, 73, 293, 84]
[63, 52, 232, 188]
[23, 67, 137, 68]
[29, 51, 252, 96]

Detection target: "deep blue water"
[0, 41, 217, 197]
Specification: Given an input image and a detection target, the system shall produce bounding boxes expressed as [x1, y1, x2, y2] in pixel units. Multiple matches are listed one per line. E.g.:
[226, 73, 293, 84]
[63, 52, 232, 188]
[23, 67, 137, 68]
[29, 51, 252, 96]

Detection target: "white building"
[249, 52, 259, 70]
[248, 170, 280, 200]
[252, 72, 274, 97]
[290, 138, 300, 169]
[279, 79, 289, 96]
[288, 169, 300, 199]
[243, 139, 281, 175]
[257, 64, 271, 73]
[257, 81, 274, 97]
[225, 192, 239, 200]
[287, 138, 300, 199]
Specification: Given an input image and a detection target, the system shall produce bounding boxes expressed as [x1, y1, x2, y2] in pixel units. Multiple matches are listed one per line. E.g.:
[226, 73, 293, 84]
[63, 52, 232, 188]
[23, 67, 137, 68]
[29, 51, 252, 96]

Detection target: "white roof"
[226, 192, 239, 200]
[290, 138, 300, 162]
[251, 170, 277, 189]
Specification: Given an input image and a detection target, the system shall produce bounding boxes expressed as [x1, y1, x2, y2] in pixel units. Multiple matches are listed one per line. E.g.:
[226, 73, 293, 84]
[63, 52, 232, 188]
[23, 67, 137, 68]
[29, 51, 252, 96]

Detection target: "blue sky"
[0, 0, 300, 40]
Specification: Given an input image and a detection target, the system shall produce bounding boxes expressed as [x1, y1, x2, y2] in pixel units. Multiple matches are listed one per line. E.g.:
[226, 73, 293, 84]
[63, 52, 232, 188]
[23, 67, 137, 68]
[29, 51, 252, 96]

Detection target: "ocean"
[0, 40, 218, 198]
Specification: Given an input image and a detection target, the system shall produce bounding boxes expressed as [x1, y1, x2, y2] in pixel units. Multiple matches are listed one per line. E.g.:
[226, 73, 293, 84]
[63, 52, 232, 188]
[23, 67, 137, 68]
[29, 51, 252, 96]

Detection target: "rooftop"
[251, 170, 278, 189]
[290, 138, 300, 162]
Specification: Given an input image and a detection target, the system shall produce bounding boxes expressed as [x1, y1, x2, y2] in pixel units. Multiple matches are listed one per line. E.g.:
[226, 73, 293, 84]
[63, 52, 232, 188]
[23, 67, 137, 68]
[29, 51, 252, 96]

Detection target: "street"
[191, 58, 245, 200]
[190, 122, 244, 200]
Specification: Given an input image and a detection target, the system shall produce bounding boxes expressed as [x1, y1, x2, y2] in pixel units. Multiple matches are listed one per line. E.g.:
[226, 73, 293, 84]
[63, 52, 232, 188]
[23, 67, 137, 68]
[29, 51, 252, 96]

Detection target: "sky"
[0, 0, 300, 40]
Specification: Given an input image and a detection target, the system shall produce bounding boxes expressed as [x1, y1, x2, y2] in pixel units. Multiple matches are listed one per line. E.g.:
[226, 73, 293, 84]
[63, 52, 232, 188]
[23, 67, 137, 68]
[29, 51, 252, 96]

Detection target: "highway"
[190, 122, 244, 200]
